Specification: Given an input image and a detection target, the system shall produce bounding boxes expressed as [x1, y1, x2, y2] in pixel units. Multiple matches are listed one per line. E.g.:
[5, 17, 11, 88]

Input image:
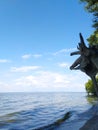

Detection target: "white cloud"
[22, 54, 31, 59]
[0, 67, 89, 92]
[14, 75, 38, 86]
[11, 71, 71, 90]
[58, 62, 70, 68]
[11, 66, 41, 72]
[22, 54, 42, 59]
[0, 81, 10, 92]
[7, 71, 88, 92]
[32, 54, 42, 58]
[53, 48, 76, 55]
[0, 59, 10, 63]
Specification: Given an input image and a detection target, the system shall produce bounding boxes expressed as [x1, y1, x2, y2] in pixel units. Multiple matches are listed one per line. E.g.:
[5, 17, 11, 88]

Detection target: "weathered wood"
[70, 33, 98, 96]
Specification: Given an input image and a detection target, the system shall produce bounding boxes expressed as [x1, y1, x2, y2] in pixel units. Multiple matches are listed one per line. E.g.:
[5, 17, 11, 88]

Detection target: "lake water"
[0, 92, 97, 130]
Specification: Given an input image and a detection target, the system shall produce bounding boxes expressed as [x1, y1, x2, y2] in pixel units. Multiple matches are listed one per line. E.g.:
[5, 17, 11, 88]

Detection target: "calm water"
[0, 92, 97, 130]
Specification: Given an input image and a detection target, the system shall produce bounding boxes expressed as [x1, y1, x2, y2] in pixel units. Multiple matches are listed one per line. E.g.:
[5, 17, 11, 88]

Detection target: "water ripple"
[0, 92, 93, 130]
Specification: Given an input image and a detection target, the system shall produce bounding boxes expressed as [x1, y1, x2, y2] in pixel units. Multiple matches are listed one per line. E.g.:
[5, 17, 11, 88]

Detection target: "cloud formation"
[53, 48, 76, 55]
[58, 62, 70, 68]
[11, 66, 41, 72]
[22, 54, 32, 59]
[0, 59, 10, 63]
[0, 70, 87, 92]
[22, 54, 42, 59]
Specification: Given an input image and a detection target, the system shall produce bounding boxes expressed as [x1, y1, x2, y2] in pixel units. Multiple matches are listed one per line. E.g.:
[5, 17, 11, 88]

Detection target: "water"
[0, 92, 97, 130]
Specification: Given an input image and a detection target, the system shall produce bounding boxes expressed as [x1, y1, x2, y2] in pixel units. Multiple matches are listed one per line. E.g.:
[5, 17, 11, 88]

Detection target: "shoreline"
[80, 104, 98, 130]
[80, 115, 98, 130]
[55, 104, 98, 130]
[55, 119, 87, 130]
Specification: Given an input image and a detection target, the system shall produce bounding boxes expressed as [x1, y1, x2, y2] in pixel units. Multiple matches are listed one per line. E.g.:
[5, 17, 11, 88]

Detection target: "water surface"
[0, 92, 96, 130]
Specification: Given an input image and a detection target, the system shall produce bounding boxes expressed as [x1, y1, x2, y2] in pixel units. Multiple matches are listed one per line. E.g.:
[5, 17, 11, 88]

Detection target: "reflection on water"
[86, 95, 98, 105]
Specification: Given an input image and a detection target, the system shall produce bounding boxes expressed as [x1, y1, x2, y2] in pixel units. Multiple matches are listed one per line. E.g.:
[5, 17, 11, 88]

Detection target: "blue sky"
[0, 0, 94, 92]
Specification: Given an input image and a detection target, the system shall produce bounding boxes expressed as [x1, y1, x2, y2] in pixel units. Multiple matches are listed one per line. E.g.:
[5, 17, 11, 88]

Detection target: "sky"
[0, 0, 94, 92]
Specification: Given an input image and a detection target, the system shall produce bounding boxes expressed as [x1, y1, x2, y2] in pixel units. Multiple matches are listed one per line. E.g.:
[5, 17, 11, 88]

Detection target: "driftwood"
[70, 33, 98, 96]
